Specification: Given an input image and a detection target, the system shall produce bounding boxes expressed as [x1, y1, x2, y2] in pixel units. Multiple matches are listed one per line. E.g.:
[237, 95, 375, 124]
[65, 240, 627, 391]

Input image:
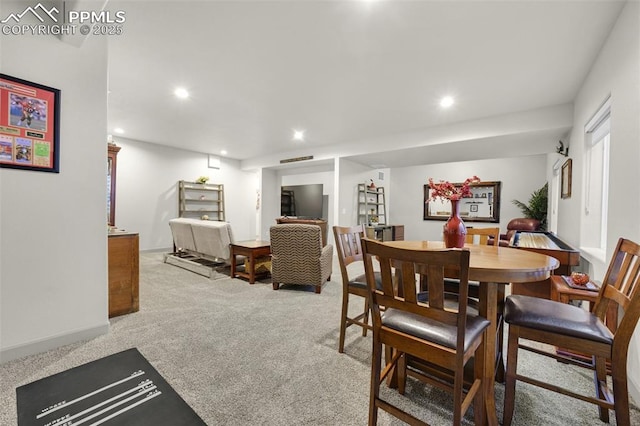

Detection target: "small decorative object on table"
[428, 175, 480, 248]
[562, 272, 599, 291]
[196, 176, 209, 184]
[571, 271, 589, 285]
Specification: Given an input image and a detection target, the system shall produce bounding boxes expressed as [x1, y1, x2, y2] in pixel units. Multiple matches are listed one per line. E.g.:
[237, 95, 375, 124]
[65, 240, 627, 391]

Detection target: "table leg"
[248, 253, 255, 284]
[479, 282, 499, 426]
[495, 285, 506, 383]
[230, 250, 237, 279]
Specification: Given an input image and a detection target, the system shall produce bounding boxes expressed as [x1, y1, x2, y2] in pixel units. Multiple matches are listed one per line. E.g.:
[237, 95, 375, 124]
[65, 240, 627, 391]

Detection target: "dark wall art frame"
[561, 158, 572, 199]
[0, 73, 60, 173]
[424, 181, 502, 223]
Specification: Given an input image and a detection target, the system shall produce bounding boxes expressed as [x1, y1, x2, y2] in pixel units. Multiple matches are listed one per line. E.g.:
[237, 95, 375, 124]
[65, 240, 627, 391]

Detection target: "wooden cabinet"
[108, 232, 139, 318]
[392, 225, 405, 241]
[364, 225, 404, 242]
[358, 183, 386, 226]
[178, 180, 225, 221]
[107, 144, 121, 226]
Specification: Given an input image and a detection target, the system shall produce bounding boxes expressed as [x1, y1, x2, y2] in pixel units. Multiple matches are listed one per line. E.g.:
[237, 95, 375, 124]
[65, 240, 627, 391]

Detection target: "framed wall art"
[0, 74, 60, 173]
[424, 181, 501, 223]
[561, 158, 572, 199]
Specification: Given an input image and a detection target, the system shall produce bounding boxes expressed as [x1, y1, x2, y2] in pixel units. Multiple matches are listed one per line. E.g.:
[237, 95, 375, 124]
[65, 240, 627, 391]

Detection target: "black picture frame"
[424, 181, 501, 223]
[0, 73, 60, 173]
[561, 158, 572, 199]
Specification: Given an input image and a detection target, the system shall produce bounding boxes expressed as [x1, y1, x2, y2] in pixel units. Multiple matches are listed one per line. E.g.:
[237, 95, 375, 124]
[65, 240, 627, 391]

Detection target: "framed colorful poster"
[0, 74, 60, 173]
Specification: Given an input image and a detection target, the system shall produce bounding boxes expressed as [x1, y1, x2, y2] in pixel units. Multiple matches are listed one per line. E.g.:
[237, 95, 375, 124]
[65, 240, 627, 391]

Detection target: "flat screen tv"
[281, 184, 324, 219]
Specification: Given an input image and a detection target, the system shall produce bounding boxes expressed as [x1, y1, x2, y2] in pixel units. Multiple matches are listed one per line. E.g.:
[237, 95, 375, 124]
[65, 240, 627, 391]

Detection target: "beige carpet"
[1, 252, 638, 425]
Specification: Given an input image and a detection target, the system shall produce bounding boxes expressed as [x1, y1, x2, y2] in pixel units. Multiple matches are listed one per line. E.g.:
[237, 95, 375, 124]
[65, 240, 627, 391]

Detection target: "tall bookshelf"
[178, 180, 225, 221]
[357, 183, 386, 226]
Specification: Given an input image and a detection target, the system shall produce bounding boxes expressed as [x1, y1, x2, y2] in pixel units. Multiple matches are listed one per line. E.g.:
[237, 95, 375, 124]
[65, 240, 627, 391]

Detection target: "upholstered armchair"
[270, 224, 333, 294]
[493, 218, 541, 246]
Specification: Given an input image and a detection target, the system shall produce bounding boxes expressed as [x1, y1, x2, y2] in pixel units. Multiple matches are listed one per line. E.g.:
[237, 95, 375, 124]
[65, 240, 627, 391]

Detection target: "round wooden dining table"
[382, 240, 560, 426]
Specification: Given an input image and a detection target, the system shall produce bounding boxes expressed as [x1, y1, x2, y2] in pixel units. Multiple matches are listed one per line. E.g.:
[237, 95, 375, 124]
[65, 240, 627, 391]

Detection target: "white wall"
[114, 137, 257, 250]
[390, 155, 547, 241]
[336, 158, 376, 226]
[335, 159, 391, 226]
[0, 35, 109, 361]
[556, 1, 640, 402]
[259, 168, 278, 241]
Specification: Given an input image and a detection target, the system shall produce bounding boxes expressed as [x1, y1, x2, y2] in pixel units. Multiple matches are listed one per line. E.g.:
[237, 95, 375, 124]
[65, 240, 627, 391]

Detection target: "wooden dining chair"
[361, 238, 490, 425]
[333, 225, 379, 353]
[465, 226, 500, 246]
[443, 227, 500, 300]
[503, 237, 640, 426]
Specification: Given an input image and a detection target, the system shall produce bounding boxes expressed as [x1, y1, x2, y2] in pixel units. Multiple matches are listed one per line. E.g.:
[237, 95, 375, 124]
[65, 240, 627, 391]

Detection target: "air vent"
[280, 155, 313, 164]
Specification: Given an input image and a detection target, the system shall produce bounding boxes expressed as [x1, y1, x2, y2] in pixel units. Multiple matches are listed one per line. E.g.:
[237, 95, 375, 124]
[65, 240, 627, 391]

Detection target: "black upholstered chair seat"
[505, 295, 613, 345]
[382, 308, 489, 351]
[350, 272, 382, 291]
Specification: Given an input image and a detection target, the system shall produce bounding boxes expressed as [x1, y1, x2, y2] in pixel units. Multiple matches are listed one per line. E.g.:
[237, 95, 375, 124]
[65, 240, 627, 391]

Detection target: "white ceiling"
[106, 0, 626, 168]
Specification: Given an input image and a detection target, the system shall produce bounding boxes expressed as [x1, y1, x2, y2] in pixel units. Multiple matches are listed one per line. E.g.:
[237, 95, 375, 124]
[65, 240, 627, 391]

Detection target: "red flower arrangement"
[428, 175, 481, 201]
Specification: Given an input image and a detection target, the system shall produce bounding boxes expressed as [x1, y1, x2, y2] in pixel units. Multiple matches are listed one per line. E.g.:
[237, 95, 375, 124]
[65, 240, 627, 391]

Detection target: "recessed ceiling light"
[113, 127, 124, 134]
[440, 96, 454, 108]
[293, 130, 305, 141]
[220, 150, 227, 155]
[174, 87, 189, 99]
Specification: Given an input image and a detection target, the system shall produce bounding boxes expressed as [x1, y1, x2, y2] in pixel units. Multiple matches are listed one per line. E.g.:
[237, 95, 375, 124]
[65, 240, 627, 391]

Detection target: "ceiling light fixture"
[440, 96, 454, 108]
[113, 127, 125, 134]
[220, 150, 227, 156]
[174, 87, 189, 99]
[293, 130, 305, 141]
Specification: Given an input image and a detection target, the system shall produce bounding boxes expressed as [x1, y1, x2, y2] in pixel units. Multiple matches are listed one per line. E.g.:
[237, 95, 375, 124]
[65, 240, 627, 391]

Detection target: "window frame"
[581, 96, 611, 261]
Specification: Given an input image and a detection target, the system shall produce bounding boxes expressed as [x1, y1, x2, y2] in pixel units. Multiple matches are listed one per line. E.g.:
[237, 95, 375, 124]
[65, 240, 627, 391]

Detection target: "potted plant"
[512, 183, 548, 230]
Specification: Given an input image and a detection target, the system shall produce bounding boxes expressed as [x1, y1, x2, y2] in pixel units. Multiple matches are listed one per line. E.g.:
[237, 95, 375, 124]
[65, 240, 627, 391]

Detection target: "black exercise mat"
[16, 348, 206, 426]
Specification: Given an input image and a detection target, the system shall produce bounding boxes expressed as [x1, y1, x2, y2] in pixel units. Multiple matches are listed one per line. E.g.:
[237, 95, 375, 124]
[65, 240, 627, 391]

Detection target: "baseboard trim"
[630, 373, 640, 406]
[0, 322, 110, 364]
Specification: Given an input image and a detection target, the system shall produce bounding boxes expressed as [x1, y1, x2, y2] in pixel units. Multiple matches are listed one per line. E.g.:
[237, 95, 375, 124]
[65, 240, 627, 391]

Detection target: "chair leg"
[503, 325, 520, 426]
[397, 353, 406, 395]
[369, 337, 383, 426]
[362, 297, 370, 337]
[338, 291, 349, 353]
[453, 359, 464, 426]
[611, 357, 631, 426]
[272, 282, 279, 290]
[473, 339, 487, 426]
[315, 285, 321, 294]
[594, 355, 610, 423]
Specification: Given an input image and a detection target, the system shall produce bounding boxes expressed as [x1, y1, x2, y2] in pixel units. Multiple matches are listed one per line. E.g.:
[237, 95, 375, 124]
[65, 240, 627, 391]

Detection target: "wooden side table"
[551, 275, 616, 330]
[230, 240, 271, 284]
[550, 275, 598, 306]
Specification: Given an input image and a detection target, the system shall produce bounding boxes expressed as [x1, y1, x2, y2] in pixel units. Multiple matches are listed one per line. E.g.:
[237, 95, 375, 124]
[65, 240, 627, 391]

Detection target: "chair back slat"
[400, 261, 418, 304]
[361, 238, 471, 339]
[620, 252, 640, 297]
[377, 258, 395, 296]
[425, 264, 446, 310]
